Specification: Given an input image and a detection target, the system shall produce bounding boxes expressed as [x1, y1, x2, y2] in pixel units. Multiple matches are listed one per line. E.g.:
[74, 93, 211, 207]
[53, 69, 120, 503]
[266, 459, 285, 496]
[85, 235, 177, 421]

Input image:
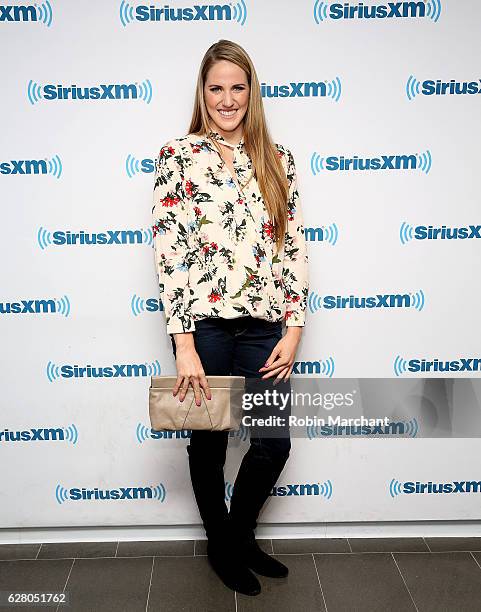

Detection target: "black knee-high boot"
[187, 433, 261, 596]
[228, 439, 291, 578]
[186, 431, 230, 541]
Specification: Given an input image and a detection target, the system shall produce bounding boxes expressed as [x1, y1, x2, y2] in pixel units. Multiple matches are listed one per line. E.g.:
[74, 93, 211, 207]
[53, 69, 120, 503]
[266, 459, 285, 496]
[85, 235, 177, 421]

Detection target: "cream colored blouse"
[151, 129, 309, 335]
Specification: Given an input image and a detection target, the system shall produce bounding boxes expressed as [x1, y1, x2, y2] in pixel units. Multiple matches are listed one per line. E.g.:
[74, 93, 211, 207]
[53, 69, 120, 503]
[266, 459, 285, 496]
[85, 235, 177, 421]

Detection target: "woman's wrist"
[173, 332, 195, 349]
[285, 325, 303, 338]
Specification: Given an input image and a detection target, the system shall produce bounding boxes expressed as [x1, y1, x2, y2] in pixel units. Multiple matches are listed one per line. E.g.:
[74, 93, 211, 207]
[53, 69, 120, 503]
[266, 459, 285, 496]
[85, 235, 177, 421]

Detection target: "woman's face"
[204, 60, 250, 137]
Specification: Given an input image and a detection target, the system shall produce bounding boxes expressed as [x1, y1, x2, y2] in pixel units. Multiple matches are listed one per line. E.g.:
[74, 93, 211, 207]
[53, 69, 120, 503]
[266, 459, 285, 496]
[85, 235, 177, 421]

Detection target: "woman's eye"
[209, 86, 245, 92]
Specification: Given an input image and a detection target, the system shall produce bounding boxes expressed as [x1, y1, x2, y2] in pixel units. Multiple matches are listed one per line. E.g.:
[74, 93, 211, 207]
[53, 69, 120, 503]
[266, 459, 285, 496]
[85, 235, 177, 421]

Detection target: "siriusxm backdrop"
[1, 0, 481, 530]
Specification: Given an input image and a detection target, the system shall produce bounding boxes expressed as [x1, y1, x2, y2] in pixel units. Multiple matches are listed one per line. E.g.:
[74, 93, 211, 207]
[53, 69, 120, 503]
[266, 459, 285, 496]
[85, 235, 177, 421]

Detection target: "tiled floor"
[1, 537, 481, 611]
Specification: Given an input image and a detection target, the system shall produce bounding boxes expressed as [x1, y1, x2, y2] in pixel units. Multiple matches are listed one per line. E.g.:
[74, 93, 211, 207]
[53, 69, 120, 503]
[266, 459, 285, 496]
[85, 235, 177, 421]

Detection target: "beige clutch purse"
[149, 375, 245, 431]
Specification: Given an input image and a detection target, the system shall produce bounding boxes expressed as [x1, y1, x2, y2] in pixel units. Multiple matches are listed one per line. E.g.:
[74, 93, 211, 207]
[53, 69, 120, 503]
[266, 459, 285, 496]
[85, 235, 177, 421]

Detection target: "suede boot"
[186, 437, 230, 540]
[227, 438, 291, 579]
[206, 536, 261, 596]
[230, 522, 288, 578]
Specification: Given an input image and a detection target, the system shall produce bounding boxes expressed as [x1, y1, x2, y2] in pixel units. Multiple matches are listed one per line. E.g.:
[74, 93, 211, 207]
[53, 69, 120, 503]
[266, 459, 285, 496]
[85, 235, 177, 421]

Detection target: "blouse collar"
[208, 129, 245, 152]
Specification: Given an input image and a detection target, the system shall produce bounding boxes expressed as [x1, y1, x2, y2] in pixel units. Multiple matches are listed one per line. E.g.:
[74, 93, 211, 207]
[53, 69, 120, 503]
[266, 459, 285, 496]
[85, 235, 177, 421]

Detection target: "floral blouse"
[151, 129, 309, 335]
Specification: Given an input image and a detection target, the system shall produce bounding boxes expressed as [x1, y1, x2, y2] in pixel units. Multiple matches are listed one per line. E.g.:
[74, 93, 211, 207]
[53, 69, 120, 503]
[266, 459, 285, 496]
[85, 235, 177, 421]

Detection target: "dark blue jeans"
[170, 315, 292, 541]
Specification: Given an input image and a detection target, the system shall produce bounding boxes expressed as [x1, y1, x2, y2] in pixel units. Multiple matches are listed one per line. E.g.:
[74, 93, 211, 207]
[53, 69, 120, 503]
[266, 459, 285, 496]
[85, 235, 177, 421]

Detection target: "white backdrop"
[1, 0, 480, 529]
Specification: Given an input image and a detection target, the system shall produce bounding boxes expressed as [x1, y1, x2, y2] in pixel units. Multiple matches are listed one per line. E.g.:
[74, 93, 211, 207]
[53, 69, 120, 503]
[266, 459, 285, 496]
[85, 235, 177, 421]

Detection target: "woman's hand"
[258, 326, 303, 383]
[172, 334, 212, 406]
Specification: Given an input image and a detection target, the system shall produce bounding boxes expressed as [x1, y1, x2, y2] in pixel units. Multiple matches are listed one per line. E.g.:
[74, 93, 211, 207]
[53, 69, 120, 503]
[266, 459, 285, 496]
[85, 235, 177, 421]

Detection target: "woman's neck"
[208, 122, 243, 147]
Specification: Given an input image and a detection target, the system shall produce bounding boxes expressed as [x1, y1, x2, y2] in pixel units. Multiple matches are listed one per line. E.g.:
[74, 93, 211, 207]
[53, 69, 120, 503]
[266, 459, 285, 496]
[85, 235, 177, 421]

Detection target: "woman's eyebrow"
[207, 83, 247, 87]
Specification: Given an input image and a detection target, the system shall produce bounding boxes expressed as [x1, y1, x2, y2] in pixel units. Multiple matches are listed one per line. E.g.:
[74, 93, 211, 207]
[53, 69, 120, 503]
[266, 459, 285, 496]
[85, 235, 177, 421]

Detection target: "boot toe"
[243, 543, 289, 578]
[207, 542, 262, 596]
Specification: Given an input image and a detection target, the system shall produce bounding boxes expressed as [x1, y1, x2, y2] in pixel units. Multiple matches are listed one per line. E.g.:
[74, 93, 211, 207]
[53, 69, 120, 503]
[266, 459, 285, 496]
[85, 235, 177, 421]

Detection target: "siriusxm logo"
[390, 478, 481, 497]
[0, 2, 53, 25]
[308, 418, 419, 438]
[407, 76, 481, 100]
[270, 481, 333, 498]
[261, 78, 342, 102]
[1, 155, 62, 178]
[311, 150, 432, 174]
[304, 224, 339, 245]
[119, 1, 247, 26]
[314, 0, 441, 23]
[225, 480, 333, 501]
[131, 295, 164, 316]
[292, 358, 335, 377]
[0, 425, 78, 444]
[126, 155, 155, 177]
[400, 222, 481, 244]
[46, 360, 161, 382]
[37, 227, 153, 249]
[308, 290, 425, 313]
[1, 296, 70, 317]
[56, 483, 166, 504]
[27, 79, 152, 105]
[136, 422, 249, 443]
[394, 355, 481, 376]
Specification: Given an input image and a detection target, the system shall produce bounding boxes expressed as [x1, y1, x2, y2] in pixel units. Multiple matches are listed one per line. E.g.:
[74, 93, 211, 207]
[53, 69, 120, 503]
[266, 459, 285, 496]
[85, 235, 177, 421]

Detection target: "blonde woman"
[152, 39, 309, 596]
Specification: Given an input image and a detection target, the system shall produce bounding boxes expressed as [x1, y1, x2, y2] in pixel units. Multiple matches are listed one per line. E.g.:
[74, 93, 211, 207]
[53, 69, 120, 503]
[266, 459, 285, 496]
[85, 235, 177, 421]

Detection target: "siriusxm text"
[326, 2, 428, 20]
[407, 358, 481, 372]
[402, 480, 481, 494]
[413, 225, 481, 240]
[421, 79, 481, 96]
[133, 4, 232, 21]
[321, 154, 419, 171]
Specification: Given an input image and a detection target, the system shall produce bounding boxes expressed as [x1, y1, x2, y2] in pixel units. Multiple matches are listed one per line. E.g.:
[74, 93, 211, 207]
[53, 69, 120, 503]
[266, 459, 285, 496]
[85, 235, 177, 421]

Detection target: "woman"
[151, 39, 309, 596]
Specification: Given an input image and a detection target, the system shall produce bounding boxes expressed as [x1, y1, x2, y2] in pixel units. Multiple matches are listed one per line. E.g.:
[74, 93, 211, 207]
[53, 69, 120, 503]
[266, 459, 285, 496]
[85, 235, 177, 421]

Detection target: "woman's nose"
[222, 92, 234, 106]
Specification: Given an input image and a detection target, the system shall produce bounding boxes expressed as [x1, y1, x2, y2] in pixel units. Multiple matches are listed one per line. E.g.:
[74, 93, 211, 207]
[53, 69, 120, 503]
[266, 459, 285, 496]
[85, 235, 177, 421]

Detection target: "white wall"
[1, 0, 480, 530]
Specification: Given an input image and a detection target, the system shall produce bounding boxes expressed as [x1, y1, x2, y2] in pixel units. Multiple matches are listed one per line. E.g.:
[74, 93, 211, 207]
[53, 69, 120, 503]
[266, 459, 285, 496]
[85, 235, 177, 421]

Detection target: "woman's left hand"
[258, 327, 303, 383]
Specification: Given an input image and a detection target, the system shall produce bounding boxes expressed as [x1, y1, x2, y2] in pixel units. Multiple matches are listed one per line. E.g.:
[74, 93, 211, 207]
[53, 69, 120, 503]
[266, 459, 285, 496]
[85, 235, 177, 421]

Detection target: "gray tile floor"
[1, 537, 481, 611]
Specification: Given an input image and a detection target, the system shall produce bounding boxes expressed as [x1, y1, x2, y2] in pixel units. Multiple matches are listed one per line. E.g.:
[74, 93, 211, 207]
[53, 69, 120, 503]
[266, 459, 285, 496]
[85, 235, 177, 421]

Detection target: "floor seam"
[312, 553, 328, 612]
[144, 556, 155, 612]
[0, 550, 450, 561]
[470, 551, 481, 572]
[391, 552, 419, 612]
[56, 558, 75, 612]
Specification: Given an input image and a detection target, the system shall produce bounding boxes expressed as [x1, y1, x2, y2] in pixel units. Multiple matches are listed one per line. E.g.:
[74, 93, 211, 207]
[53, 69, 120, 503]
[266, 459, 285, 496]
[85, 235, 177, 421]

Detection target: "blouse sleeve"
[151, 141, 196, 335]
[281, 147, 309, 327]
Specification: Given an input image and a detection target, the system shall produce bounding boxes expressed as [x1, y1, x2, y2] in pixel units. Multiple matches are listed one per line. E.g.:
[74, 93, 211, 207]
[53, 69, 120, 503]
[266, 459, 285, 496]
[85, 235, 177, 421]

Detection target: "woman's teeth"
[218, 109, 237, 117]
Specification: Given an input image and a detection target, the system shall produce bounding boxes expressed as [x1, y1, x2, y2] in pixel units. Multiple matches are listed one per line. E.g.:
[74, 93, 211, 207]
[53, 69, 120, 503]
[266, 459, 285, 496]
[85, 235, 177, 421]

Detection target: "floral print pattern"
[151, 130, 309, 334]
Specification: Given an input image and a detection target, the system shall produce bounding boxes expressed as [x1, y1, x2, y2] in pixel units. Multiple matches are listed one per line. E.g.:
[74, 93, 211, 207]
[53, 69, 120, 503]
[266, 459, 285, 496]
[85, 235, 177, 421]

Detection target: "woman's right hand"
[172, 334, 212, 406]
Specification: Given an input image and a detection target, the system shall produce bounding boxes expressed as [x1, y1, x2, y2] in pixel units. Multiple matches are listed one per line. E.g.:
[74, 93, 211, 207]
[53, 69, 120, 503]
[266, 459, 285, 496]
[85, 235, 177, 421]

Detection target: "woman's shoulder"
[158, 134, 190, 155]
[158, 133, 212, 158]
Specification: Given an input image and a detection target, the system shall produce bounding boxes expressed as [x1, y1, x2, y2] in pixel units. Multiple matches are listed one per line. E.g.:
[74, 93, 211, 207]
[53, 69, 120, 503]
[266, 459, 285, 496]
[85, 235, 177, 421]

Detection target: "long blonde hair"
[188, 39, 289, 252]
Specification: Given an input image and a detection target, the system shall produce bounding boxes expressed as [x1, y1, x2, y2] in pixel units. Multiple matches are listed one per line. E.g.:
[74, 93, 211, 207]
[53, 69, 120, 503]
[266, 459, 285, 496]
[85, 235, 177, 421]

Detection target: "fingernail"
[264, 362, 269, 367]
